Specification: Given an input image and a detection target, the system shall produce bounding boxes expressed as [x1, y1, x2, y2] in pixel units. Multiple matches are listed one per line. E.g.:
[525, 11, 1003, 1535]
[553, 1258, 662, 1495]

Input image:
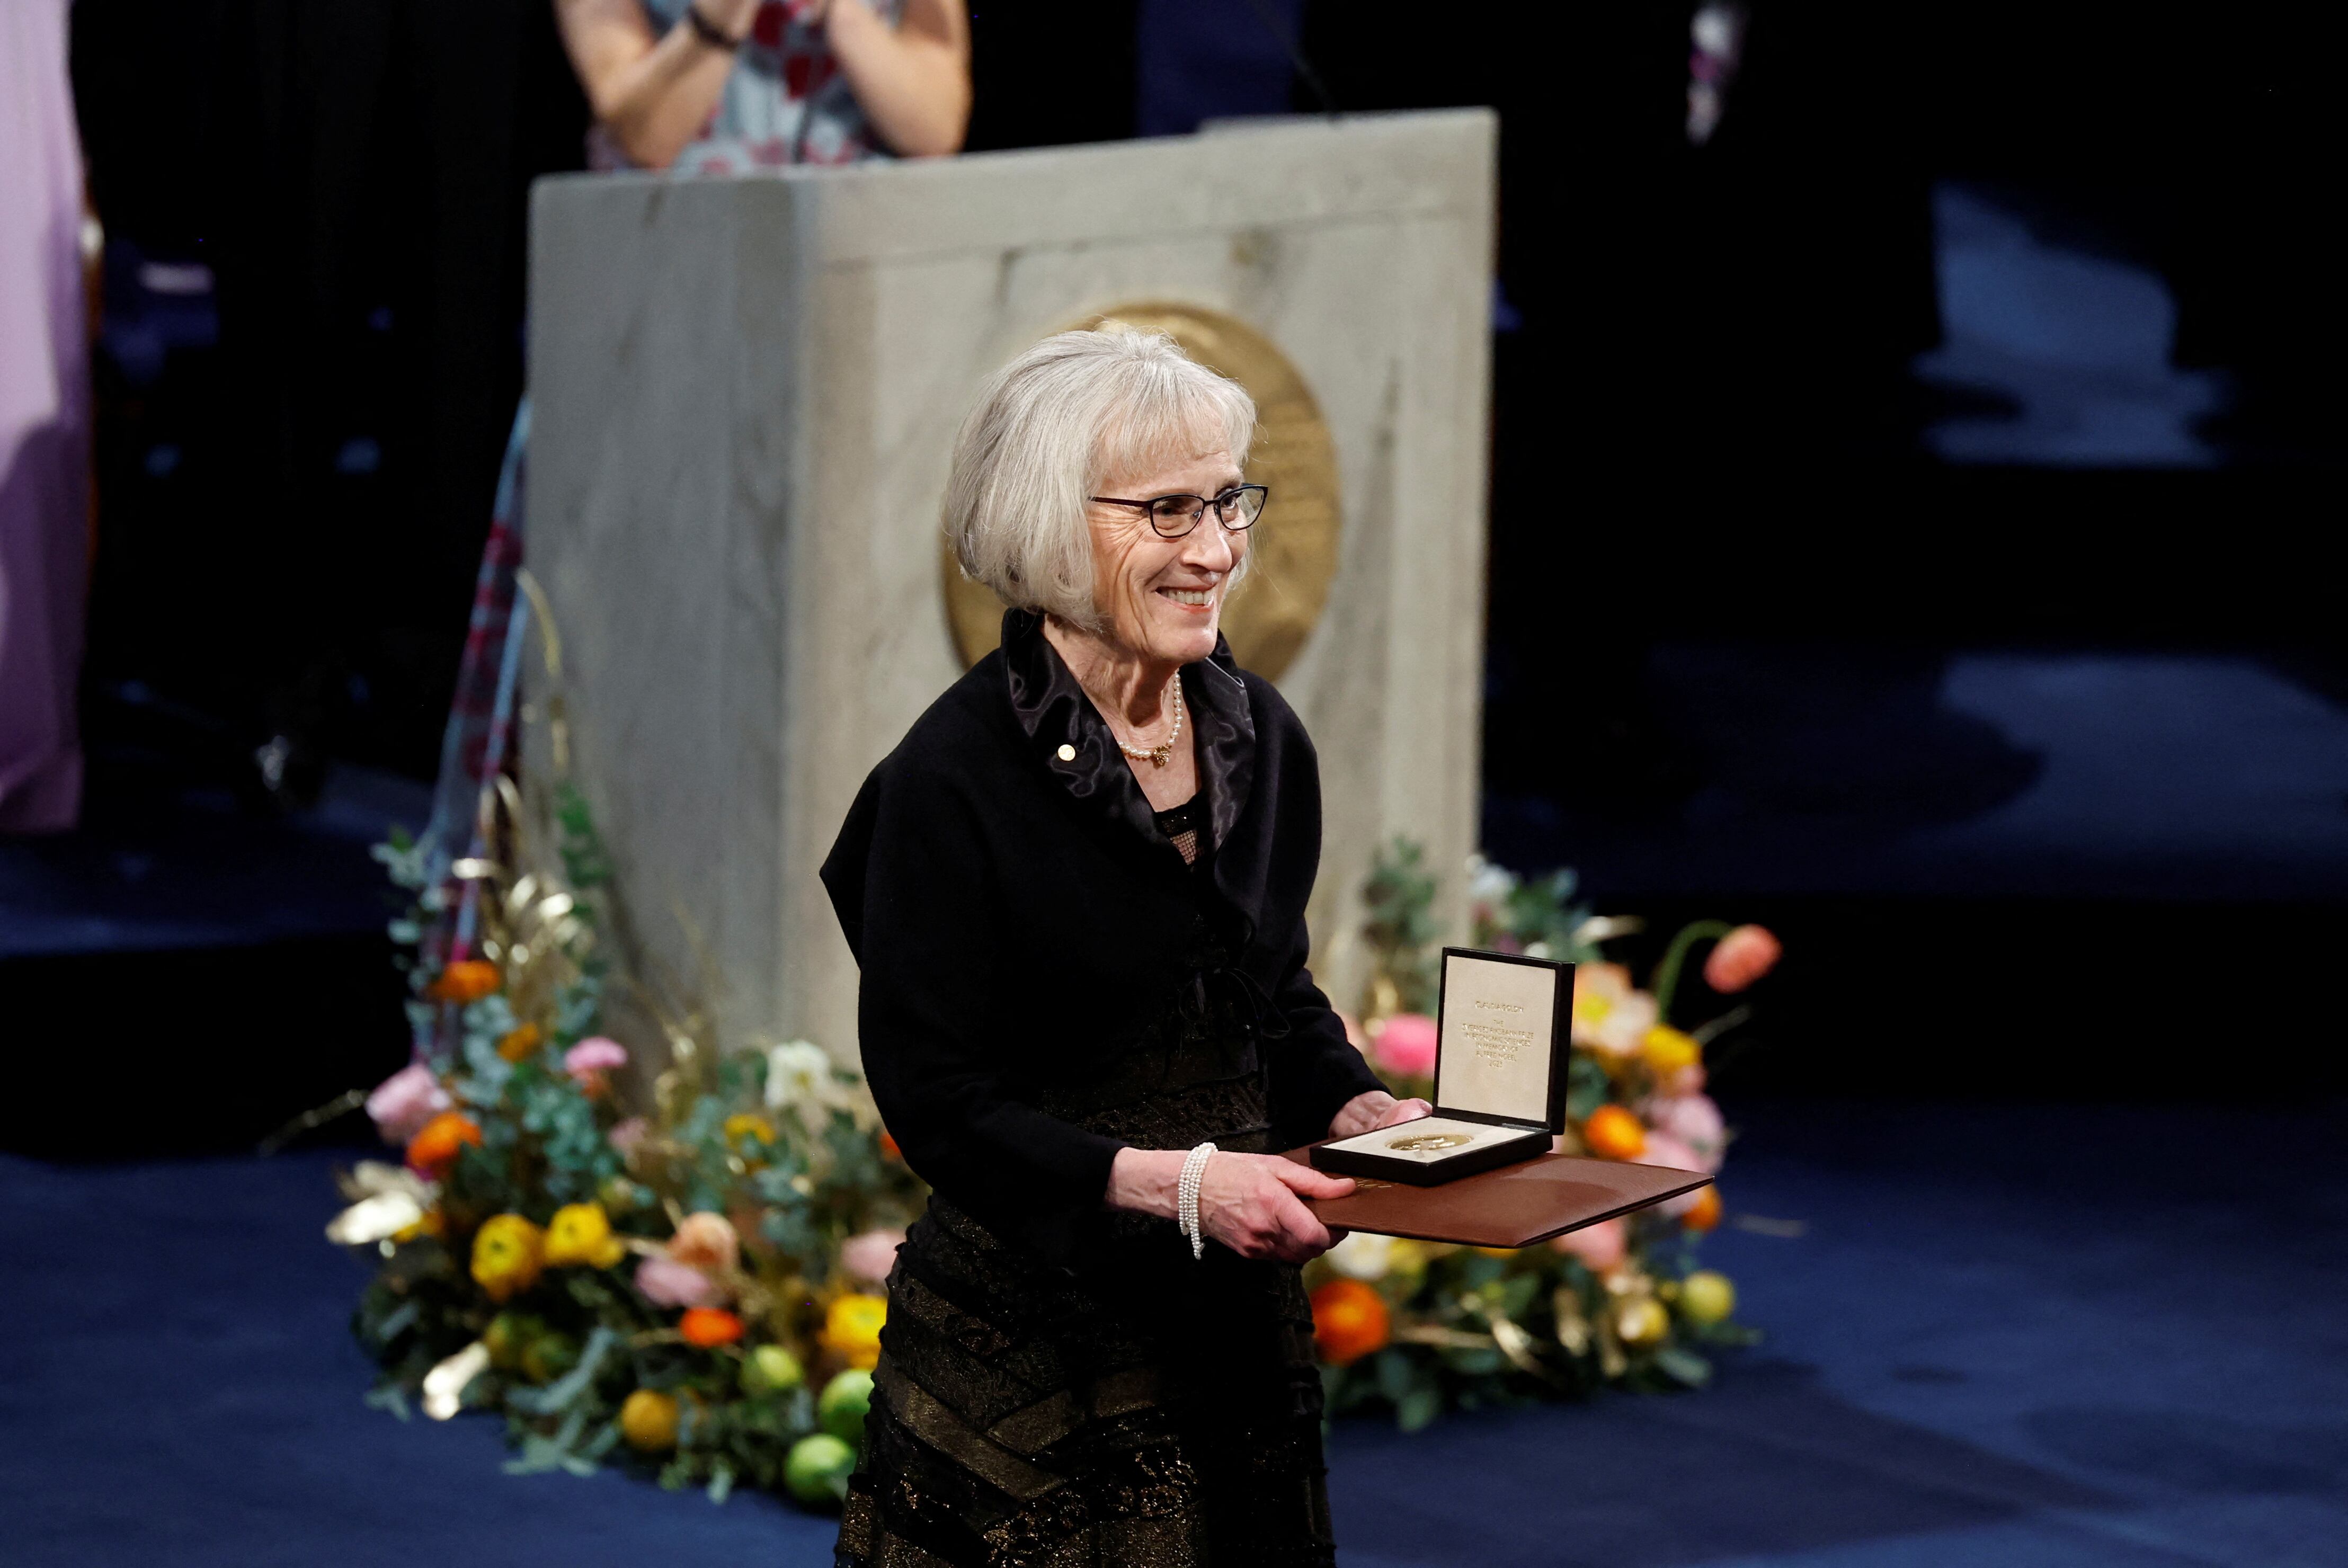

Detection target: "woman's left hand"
[1327, 1090, 1433, 1141]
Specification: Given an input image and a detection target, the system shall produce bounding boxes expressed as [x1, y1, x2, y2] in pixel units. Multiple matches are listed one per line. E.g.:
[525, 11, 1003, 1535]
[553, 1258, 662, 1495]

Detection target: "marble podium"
[526, 110, 1495, 1062]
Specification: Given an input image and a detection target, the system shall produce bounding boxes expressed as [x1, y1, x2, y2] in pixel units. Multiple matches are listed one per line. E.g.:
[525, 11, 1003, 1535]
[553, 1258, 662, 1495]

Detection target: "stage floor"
[7, 1100, 2342, 1568]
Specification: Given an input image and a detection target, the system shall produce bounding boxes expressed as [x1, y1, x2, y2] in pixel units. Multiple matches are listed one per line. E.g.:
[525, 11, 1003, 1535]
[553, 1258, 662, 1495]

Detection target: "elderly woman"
[821, 329, 1430, 1564]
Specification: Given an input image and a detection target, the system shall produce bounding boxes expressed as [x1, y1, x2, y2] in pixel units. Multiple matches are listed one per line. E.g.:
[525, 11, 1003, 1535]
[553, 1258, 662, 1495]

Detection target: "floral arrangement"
[1305, 845, 1775, 1428]
[334, 780, 1771, 1504]
[332, 787, 924, 1508]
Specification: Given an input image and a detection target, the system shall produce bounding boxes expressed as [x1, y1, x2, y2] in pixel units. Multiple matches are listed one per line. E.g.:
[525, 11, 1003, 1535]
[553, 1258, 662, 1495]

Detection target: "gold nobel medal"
[1387, 1131, 1472, 1154]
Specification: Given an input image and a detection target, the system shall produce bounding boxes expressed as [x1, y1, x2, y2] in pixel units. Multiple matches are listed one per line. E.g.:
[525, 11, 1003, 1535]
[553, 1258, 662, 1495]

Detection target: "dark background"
[10, 0, 2345, 1154]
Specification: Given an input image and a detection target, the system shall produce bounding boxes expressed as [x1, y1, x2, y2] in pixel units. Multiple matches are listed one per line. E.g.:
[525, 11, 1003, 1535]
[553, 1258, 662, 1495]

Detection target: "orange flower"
[1580, 1104, 1646, 1161]
[405, 1110, 483, 1176]
[679, 1306, 745, 1348]
[495, 1022, 542, 1062]
[877, 1128, 901, 1161]
[1681, 1186, 1723, 1232]
[1310, 1278, 1390, 1366]
[1703, 925, 1782, 994]
[425, 960, 501, 1004]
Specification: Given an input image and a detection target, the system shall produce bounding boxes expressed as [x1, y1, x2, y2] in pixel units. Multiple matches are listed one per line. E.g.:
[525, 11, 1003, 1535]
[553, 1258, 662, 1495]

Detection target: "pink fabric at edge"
[0, 0, 92, 833]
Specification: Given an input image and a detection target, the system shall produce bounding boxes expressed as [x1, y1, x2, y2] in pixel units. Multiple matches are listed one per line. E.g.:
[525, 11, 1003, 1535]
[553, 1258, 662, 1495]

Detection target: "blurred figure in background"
[556, 0, 970, 170]
[0, 0, 91, 833]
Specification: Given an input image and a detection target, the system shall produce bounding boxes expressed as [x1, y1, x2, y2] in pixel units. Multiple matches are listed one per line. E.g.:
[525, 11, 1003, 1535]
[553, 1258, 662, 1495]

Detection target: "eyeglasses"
[1089, 484, 1269, 539]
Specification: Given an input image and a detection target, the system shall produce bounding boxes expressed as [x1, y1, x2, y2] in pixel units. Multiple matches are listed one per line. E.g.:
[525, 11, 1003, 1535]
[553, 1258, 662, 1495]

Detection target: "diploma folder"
[1310, 947, 1571, 1186]
[1283, 1144, 1712, 1250]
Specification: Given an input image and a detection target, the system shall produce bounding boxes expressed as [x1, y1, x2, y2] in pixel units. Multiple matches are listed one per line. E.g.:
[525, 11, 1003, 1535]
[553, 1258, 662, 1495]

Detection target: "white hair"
[945, 327, 1257, 630]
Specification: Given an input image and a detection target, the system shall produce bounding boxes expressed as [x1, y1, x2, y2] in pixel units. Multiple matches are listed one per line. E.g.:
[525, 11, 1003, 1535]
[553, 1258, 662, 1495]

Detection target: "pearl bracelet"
[1177, 1141, 1217, 1261]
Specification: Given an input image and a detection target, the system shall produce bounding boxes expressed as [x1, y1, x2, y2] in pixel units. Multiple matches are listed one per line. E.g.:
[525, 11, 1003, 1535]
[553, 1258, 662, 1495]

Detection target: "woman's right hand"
[1107, 1147, 1355, 1265]
[1198, 1153, 1356, 1263]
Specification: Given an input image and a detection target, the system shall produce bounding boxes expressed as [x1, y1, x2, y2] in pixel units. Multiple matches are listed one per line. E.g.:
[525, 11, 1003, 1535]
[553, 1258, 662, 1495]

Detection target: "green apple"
[1678, 1270, 1737, 1326]
[819, 1368, 874, 1447]
[741, 1342, 805, 1395]
[785, 1432, 856, 1507]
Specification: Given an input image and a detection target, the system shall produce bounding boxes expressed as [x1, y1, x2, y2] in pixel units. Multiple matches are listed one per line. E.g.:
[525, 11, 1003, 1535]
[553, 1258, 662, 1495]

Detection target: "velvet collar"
[999, 609, 1257, 867]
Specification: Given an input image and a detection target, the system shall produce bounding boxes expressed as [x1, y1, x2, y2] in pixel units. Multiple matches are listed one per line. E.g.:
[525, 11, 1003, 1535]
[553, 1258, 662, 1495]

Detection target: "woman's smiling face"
[1084, 442, 1249, 669]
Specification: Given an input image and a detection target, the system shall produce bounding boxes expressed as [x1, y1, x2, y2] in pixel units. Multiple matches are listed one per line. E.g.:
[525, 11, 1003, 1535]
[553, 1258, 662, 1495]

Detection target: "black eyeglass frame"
[1088, 484, 1270, 539]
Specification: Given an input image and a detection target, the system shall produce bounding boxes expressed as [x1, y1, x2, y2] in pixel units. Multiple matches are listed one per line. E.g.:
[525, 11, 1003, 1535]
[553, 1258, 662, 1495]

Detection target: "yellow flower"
[619, 1388, 680, 1451]
[495, 1022, 543, 1062]
[470, 1214, 546, 1303]
[1641, 1026, 1701, 1076]
[723, 1112, 777, 1148]
[821, 1293, 888, 1371]
[1614, 1296, 1670, 1347]
[543, 1202, 627, 1269]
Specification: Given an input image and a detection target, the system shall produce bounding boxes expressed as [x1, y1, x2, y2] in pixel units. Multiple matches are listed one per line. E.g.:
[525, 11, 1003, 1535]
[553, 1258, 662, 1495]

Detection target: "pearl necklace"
[1111, 677, 1185, 768]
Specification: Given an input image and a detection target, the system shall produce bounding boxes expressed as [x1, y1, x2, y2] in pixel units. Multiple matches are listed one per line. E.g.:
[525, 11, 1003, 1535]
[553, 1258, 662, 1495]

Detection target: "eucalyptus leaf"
[373, 1300, 421, 1346]
[1397, 1385, 1441, 1433]
[1374, 1348, 1415, 1404]
[508, 1325, 618, 1416]
[362, 1385, 412, 1421]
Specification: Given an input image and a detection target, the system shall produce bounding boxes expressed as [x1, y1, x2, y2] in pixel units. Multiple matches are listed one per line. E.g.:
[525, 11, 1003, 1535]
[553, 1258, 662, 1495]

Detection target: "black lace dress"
[821, 613, 1381, 1567]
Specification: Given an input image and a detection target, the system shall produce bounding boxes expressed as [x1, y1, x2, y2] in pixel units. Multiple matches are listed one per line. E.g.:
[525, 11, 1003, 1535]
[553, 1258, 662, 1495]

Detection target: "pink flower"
[839, 1228, 906, 1286]
[1372, 1013, 1438, 1078]
[1633, 1129, 1713, 1213]
[1550, 1217, 1627, 1270]
[564, 1037, 629, 1083]
[1704, 924, 1782, 994]
[1648, 1094, 1726, 1171]
[1659, 1064, 1708, 1098]
[635, 1254, 721, 1308]
[666, 1210, 740, 1275]
[1634, 1129, 1705, 1173]
[607, 1117, 648, 1157]
[1623, 1128, 1709, 1216]
[364, 1064, 450, 1146]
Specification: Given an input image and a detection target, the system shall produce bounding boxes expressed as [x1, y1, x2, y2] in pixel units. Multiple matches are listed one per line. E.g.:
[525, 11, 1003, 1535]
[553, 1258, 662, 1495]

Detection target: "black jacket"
[821, 610, 1382, 1264]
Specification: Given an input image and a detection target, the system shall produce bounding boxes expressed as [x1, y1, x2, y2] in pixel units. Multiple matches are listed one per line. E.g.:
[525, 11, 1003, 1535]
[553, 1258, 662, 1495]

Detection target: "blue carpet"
[0, 763, 427, 959]
[1489, 653, 2348, 905]
[6, 1102, 2344, 1567]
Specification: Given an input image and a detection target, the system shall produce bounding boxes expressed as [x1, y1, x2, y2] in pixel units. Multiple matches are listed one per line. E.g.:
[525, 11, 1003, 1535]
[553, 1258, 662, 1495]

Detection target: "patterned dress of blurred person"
[0, 0, 92, 834]
[410, 0, 968, 1016]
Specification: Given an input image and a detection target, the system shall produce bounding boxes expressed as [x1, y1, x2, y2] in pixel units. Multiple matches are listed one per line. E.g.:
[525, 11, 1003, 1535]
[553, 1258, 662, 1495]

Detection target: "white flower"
[765, 1039, 842, 1113]
[1571, 964, 1657, 1058]
[1327, 1231, 1395, 1282]
[421, 1341, 490, 1421]
[1465, 853, 1516, 907]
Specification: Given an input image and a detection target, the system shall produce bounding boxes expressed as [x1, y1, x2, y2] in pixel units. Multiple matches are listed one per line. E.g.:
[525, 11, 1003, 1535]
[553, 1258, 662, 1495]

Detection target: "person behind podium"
[821, 328, 1433, 1564]
[555, 0, 970, 172]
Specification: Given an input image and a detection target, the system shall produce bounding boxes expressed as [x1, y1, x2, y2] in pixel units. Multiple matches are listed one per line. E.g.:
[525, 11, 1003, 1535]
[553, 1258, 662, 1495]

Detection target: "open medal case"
[1310, 947, 1570, 1187]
